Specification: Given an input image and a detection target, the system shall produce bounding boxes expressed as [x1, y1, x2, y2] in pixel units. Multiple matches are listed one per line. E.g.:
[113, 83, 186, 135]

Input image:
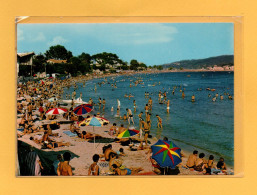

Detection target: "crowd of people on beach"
[17, 72, 233, 176]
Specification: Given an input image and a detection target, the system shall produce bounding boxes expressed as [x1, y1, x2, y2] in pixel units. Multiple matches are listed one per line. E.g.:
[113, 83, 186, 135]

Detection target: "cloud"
[74, 23, 178, 45]
[47, 36, 68, 46]
[32, 32, 46, 42]
[17, 28, 24, 41]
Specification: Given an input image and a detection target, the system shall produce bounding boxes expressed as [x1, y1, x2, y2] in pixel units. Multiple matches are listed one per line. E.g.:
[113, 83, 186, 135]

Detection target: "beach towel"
[63, 131, 77, 137]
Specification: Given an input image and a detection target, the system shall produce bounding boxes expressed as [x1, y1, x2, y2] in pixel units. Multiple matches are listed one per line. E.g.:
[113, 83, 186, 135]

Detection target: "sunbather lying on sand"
[111, 164, 143, 175]
[80, 131, 103, 140]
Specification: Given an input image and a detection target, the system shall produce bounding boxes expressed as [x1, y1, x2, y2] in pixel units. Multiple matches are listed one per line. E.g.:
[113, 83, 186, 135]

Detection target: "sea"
[63, 72, 234, 167]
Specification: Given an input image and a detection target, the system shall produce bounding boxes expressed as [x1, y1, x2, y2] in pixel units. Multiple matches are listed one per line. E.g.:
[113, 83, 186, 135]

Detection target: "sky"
[17, 23, 234, 66]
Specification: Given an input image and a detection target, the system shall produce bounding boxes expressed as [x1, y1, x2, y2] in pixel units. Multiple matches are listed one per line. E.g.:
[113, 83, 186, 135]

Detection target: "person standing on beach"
[57, 152, 72, 176]
[141, 120, 150, 146]
[126, 108, 134, 125]
[156, 115, 163, 129]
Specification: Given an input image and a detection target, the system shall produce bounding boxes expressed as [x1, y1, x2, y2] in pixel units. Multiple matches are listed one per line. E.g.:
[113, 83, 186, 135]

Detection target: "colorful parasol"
[46, 108, 67, 115]
[79, 116, 109, 126]
[73, 104, 93, 115]
[151, 140, 182, 168]
[117, 129, 139, 138]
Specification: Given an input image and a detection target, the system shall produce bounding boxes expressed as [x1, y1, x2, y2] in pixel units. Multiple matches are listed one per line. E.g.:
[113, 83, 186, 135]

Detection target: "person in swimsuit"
[126, 108, 134, 125]
[102, 99, 106, 111]
[156, 115, 163, 129]
[112, 164, 143, 175]
[146, 113, 151, 131]
[88, 154, 100, 176]
[141, 120, 150, 146]
[104, 144, 117, 161]
[144, 104, 149, 117]
[133, 100, 136, 112]
[57, 152, 72, 176]
[206, 155, 215, 169]
[186, 150, 198, 169]
[167, 100, 170, 113]
[191, 95, 195, 102]
[98, 97, 102, 111]
[194, 153, 206, 172]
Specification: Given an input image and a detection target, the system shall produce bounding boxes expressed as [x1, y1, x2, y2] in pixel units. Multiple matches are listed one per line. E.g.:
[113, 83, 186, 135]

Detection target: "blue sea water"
[64, 72, 234, 166]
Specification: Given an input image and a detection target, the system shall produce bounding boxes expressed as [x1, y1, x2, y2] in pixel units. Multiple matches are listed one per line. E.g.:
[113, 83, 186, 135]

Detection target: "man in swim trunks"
[141, 120, 150, 146]
[148, 97, 153, 110]
[146, 113, 151, 131]
[102, 99, 106, 111]
[126, 108, 134, 125]
[88, 154, 100, 176]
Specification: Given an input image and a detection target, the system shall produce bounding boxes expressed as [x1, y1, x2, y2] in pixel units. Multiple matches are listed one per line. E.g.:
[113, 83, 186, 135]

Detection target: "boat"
[62, 97, 88, 104]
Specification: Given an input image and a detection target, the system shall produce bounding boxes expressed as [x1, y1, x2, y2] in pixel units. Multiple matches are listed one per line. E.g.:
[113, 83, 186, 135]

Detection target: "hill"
[161, 55, 234, 69]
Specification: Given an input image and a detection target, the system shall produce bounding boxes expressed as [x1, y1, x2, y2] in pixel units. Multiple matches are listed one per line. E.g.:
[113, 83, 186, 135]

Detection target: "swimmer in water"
[167, 100, 170, 113]
[191, 95, 195, 102]
[182, 91, 185, 99]
[133, 100, 137, 112]
[212, 97, 216, 102]
[220, 95, 223, 100]
[102, 99, 106, 111]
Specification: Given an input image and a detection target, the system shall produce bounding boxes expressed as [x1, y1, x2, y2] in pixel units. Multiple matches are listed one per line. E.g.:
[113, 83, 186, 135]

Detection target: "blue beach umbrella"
[73, 104, 93, 116]
[151, 140, 182, 168]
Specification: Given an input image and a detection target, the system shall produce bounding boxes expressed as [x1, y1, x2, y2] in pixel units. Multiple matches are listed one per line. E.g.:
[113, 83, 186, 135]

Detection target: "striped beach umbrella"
[46, 108, 67, 115]
[73, 104, 93, 116]
[117, 129, 139, 138]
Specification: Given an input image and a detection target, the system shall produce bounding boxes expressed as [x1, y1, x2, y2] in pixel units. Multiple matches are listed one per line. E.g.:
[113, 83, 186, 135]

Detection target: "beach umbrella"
[151, 140, 182, 168]
[46, 107, 67, 115]
[79, 116, 105, 148]
[39, 80, 45, 85]
[79, 116, 109, 126]
[73, 104, 93, 116]
[117, 129, 139, 138]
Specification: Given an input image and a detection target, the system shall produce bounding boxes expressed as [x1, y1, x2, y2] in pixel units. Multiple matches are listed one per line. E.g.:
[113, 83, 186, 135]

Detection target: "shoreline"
[17, 70, 234, 176]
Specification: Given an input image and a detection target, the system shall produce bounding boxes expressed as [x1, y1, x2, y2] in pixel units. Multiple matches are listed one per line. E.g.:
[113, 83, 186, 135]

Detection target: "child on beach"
[88, 154, 100, 176]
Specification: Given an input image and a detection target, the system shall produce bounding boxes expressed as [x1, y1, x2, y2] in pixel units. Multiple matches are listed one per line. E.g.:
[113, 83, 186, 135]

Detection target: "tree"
[130, 59, 139, 70]
[33, 54, 46, 73]
[157, 66, 163, 70]
[45, 45, 73, 60]
[169, 67, 173, 70]
[78, 52, 91, 64]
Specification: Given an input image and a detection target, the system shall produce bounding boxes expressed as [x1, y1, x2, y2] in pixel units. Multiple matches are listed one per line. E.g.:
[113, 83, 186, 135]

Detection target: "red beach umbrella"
[46, 108, 68, 115]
